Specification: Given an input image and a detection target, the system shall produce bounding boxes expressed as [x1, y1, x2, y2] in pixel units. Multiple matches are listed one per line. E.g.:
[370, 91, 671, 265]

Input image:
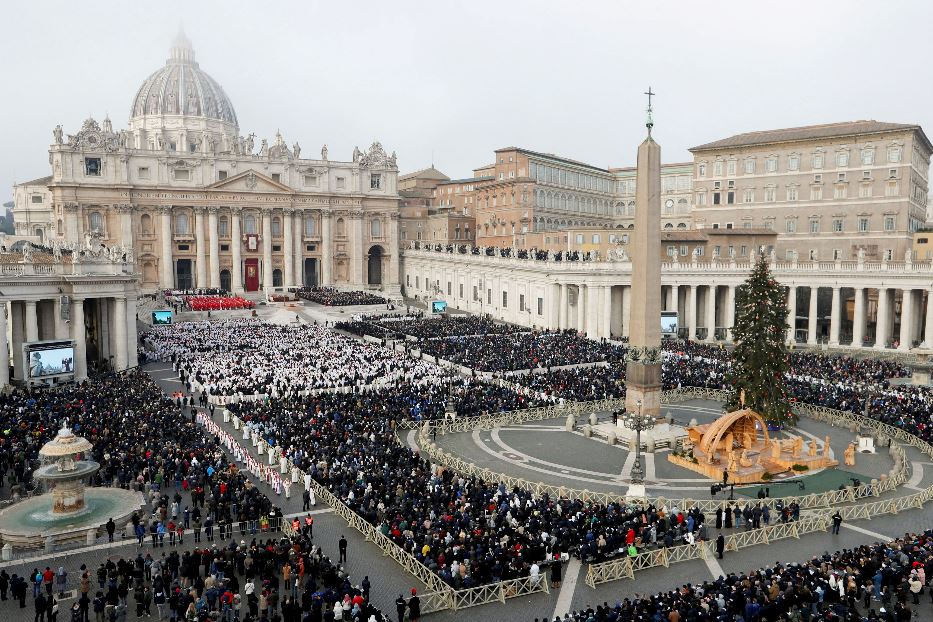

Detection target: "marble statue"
[245, 133, 255, 155]
[352, 146, 361, 162]
[808, 439, 817, 457]
[53, 125, 63, 145]
[321, 144, 328, 160]
[844, 443, 856, 467]
[293, 142, 301, 159]
[259, 139, 268, 158]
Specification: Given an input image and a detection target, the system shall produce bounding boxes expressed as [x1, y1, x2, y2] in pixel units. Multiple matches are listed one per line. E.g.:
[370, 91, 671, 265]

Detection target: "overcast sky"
[3, 0, 932, 198]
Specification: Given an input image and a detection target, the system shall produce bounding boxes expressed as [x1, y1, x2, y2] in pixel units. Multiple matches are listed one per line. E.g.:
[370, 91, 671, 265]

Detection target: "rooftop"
[399, 166, 449, 182]
[495, 147, 610, 173]
[19, 175, 52, 187]
[690, 120, 930, 152]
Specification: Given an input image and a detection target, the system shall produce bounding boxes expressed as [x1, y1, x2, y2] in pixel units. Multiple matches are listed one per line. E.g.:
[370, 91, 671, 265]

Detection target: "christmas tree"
[725, 254, 795, 426]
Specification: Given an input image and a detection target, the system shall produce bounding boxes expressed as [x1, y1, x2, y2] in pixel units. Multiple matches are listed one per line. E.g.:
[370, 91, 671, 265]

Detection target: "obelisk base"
[625, 483, 647, 500]
[624, 361, 662, 419]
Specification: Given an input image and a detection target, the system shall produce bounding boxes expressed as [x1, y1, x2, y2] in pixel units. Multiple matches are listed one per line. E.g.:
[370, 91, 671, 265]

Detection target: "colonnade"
[0, 295, 138, 387]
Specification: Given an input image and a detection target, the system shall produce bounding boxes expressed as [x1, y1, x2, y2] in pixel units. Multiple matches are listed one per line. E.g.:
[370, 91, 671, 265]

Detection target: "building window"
[836, 152, 849, 167]
[714, 161, 723, 176]
[858, 217, 869, 232]
[30, 195, 43, 203]
[137, 167, 150, 179]
[787, 187, 798, 201]
[218, 216, 229, 237]
[502, 291, 508, 308]
[861, 148, 875, 165]
[740, 245, 748, 256]
[785, 220, 796, 233]
[766, 157, 777, 173]
[303, 175, 318, 187]
[696, 191, 707, 206]
[833, 185, 848, 199]
[244, 215, 257, 234]
[680, 244, 688, 256]
[175, 213, 189, 234]
[88, 212, 104, 233]
[84, 157, 101, 176]
[886, 180, 899, 196]
[884, 216, 896, 231]
[744, 159, 755, 174]
[832, 218, 843, 232]
[271, 173, 281, 183]
[537, 297, 544, 315]
[371, 174, 382, 189]
[712, 192, 721, 205]
[788, 154, 800, 171]
[371, 219, 382, 237]
[698, 163, 706, 177]
[174, 169, 190, 181]
[519, 294, 525, 311]
[304, 218, 315, 237]
[336, 177, 346, 189]
[218, 170, 227, 181]
[811, 185, 823, 200]
[888, 146, 902, 163]
[765, 187, 776, 202]
[812, 153, 824, 169]
[810, 219, 820, 233]
[859, 183, 872, 198]
[833, 249, 842, 260]
[727, 160, 736, 176]
[272, 217, 281, 236]
[591, 234, 600, 244]
[727, 191, 735, 204]
[743, 189, 754, 203]
[884, 249, 894, 261]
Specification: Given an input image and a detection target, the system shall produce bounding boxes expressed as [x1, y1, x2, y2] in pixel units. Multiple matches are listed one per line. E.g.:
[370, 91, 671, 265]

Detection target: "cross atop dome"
[169, 26, 195, 64]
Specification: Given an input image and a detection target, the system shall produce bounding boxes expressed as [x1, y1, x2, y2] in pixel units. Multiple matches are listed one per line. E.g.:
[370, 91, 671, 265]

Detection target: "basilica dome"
[129, 31, 238, 129]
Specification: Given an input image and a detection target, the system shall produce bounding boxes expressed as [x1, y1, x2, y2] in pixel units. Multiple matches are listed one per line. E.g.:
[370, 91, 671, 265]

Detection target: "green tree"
[725, 255, 795, 426]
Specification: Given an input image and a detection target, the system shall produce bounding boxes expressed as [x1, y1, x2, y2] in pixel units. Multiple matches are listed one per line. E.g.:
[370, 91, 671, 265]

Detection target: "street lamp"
[444, 367, 458, 421]
[622, 399, 656, 484]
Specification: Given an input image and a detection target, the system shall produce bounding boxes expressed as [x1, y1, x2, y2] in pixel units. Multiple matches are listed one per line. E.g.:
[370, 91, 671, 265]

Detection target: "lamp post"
[622, 399, 656, 484]
[444, 366, 458, 421]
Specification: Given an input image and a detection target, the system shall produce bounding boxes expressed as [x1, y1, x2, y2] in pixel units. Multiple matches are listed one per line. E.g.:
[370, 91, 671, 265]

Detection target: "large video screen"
[152, 310, 173, 325]
[661, 311, 679, 335]
[27, 346, 75, 378]
[431, 301, 448, 314]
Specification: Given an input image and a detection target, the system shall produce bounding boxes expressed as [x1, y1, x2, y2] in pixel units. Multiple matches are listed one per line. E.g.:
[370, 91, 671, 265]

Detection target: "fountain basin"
[0, 487, 144, 549]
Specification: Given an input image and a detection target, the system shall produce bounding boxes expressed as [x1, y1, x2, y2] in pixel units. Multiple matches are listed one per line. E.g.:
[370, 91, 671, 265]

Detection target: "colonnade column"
[786, 286, 797, 343]
[114, 296, 128, 371]
[924, 289, 933, 349]
[576, 285, 587, 333]
[293, 211, 305, 287]
[72, 298, 87, 382]
[0, 303, 8, 388]
[208, 207, 220, 289]
[602, 286, 612, 339]
[726, 285, 736, 342]
[852, 288, 865, 347]
[159, 205, 174, 289]
[558, 284, 568, 330]
[705, 285, 717, 342]
[321, 212, 333, 286]
[24, 301, 38, 343]
[829, 287, 841, 346]
[261, 209, 273, 290]
[622, 285, 631, 339]
[230, 207, 243, 293]
[283, 208, 294, 287]
[899, 288, 914, 351]
[126, 294, 138, 368]
[687, 285, 697, 340]
[10, 303, 23, 381]
[53, 297, 68, 340]
[875, 288, 889, 349]
[669, 285, 679, 314]
[195, 207, 207, 288]
[807, 287, 819, 346]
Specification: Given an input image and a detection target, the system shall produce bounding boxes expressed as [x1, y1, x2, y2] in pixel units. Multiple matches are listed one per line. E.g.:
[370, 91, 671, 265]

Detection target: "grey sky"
[3, 0, 932, 198]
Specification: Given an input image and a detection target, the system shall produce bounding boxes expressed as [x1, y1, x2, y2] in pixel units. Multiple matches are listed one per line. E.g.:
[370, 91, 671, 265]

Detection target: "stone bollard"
[646, 438, 656, 453]
[689, 418, 698, 427]
[583, 425, 592, 438]
[565, 415, 575, 431]
[1, 543, 11, 561]
[879, 473, 888, 482]
[86, 529, 97, 546]
[125, 521, 134, 538]
[606, 430, 616, 446]
[849, 423, 858, 434]
[589, 412, 598, 426]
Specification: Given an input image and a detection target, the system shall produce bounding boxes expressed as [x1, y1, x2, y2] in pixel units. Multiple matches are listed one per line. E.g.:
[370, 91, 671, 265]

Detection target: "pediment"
[207, 170, 292, 193]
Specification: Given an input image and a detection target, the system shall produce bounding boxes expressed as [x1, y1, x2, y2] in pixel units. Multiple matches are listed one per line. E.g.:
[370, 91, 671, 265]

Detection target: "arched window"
[664, 223, 673, 229]
[272, 217, 281, 236]
[244, 215, 257, 234]
[89, 211, 104, 232]
[371, 218, 382, 238]
[140, 213, 152, 234]
[677, 222, 687, 229]
[175, 213, 189, 234]
[335, 218, 346, 237]
[304, 217, 315, 237]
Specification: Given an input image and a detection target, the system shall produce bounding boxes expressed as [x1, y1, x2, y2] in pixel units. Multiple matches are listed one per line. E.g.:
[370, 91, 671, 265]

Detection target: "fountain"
[0, 424, 143, 551]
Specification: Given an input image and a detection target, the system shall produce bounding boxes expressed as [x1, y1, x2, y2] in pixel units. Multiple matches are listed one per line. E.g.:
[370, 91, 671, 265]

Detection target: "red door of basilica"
[244, 258, 259, 292]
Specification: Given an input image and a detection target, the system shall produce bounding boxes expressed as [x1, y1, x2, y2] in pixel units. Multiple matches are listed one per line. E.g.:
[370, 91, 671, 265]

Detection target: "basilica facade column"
[261, 208, 273, 290]
[159, 205, 174, 288]
[126, 293, 138, 368]
[283, 208, 295, 287]
[230, 207, 243, 292]
[64, 203, 81, 241]
[293, 211, 305, 287]
[899, 288, 914, 351]
[705, 285, 717, 342]
[785, 286, 797, 343]
[208, 207, 220, 289]
[807, 287, 819, 346]
[195, 208, 207, 288]
[852, 287, 866, 347]
[875, 288, 890, 349]
[351, 213, 364, 286]
[321, 212, 333, 286]
[72, 298, 87, 381]
[118, 204, 134, 248]
[114, 296, 128, 371]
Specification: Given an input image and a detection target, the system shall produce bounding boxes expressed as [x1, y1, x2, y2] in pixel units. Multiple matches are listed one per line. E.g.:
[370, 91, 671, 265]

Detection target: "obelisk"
[624, 90, 663, 421]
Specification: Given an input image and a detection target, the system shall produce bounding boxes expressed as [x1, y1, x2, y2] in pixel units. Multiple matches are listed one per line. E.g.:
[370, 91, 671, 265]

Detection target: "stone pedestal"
[858, 435, 876, 454]
[626, 483, 647, 499]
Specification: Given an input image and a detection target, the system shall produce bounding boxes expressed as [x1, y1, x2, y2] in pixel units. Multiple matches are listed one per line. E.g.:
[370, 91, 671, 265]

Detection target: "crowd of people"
[410, 242, 592, 262]
[539, 530, 933, 622]
[336, 314, 525, 341]
[296, 287, 388, 307]
[186, 296, 255, 312]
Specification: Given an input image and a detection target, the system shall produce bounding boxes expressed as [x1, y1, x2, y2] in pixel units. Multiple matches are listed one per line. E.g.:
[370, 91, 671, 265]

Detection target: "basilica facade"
[17, 32, 401, 294]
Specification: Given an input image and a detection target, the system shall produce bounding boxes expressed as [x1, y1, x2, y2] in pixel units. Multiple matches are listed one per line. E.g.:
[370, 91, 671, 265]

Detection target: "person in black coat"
[35, 592, 47, 622]
[715, 507, 723, 530]
[716, 533, 725, 559]
[550, 557, 563, 589]
[408, 590, 421, 622]
[395, 594, 406, 622]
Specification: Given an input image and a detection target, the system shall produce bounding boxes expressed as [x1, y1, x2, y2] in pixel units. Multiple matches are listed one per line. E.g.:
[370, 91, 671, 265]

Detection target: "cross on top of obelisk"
[645, 86, 655, 136]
